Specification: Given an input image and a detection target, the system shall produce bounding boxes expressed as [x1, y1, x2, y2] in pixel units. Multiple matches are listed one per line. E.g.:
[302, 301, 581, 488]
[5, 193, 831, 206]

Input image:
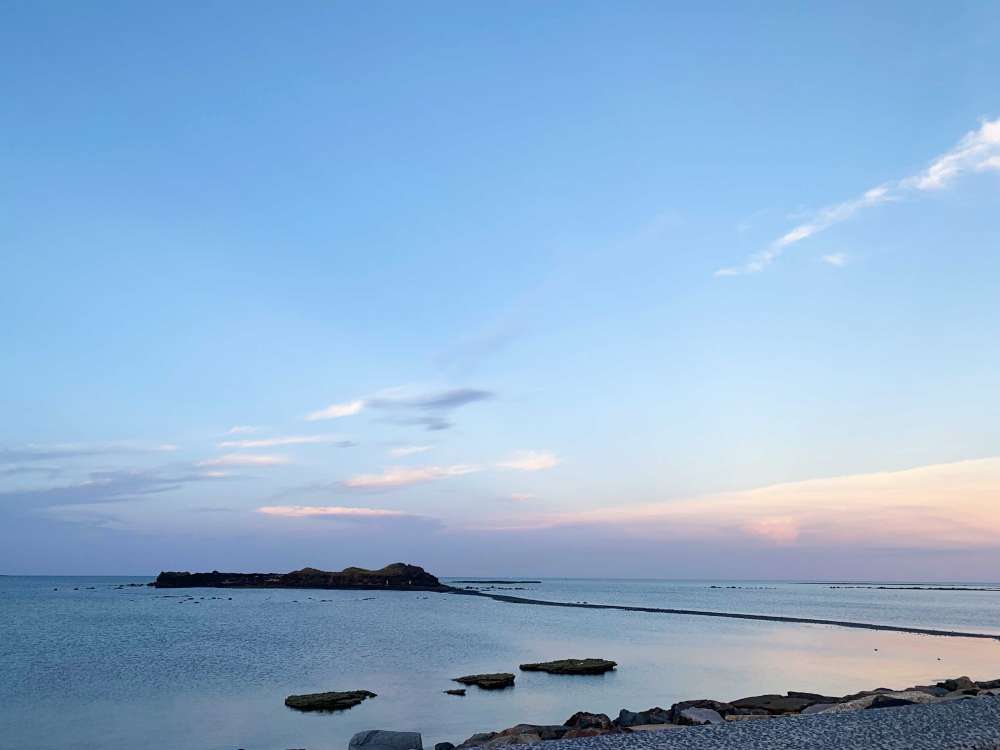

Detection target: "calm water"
[4, 576, 1000, 750]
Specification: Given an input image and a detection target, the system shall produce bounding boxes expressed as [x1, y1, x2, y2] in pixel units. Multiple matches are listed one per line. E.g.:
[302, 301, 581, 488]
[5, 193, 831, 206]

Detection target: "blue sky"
[3, 1, 1000, 577]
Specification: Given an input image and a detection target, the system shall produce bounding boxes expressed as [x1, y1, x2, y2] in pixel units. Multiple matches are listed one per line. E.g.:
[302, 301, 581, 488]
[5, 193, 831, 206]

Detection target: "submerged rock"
[349, 730, 422, 750]
[445, 689, 467, 696]
[284, 690, 376, 711]
[453, 673, 515, 690]
[520, 659, 617, 675]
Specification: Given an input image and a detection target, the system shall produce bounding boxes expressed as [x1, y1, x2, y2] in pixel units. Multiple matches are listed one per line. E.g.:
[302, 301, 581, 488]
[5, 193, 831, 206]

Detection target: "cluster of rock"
[440, 676, 1000, 748]
[449, 660, 616, 694]
[153, 563, 447, 591]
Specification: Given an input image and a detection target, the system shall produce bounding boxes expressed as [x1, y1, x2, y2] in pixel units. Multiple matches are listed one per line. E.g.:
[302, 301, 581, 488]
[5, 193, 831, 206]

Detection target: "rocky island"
[153, 562, 449, 591]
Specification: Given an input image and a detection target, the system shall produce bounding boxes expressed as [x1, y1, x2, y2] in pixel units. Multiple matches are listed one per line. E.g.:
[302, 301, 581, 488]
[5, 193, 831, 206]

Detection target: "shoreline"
[450, 588, 1000, 641]
[439, 674, 1000, 749]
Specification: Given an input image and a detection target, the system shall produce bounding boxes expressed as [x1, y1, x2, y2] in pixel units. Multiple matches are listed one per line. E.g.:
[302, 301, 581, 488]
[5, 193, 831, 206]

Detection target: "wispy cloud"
[717, 117, 1000, 275]
[343, 464, 480, 490]
[226, 425, 260, 435]
[218, 434, 354, 449]
[0, 442, 178, 464]
[198, 454, 290, 467]
[0, 468, 223, 508]
[305, 400, 365, 421]
[822, 252, 849, 267]
[388, 445, 433, 457]
[496, 450, 560, 471]
[306, 387, 494, 431]
[258, 505, 411, 518]
[508, 492, 536, 502]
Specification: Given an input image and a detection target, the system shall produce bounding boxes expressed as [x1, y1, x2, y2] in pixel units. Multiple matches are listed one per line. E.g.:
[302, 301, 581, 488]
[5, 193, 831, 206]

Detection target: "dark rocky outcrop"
[443, 676, 1000, 747]
[154, 563, 446, 591]
[668, 699, 735, 722]
[284, 690, 376, 711]
[520, 658, 617, 675]
[867, 694, 918, 710]
[444, 689, 466, 696]
[730, 693, 819, 714]
[453, 673, 515, 690]
[615, 707, 671, 727]
[939, 676, 977, 692]
[563, 712, 614, 731]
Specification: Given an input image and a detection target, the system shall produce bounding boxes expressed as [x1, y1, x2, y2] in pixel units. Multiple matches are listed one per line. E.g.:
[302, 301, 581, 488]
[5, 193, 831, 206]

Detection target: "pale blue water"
[3, 576, 1000, 750]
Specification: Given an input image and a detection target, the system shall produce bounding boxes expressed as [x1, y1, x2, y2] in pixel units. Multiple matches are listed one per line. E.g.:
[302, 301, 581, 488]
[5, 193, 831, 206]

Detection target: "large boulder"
[677, 707, 723, 726]
[615, 707, 671, 727]
[454, 673, 515, 690]
[520, 659, 617, 675]
[939, 676, 976, 692]
[866, 694, 917, 710]
[349, 731, 423, 750]
[564, 712, 614, 731]
[730, 694, 815, 714]
[668, 699, 734, 722]
[284, 690, 376, 711]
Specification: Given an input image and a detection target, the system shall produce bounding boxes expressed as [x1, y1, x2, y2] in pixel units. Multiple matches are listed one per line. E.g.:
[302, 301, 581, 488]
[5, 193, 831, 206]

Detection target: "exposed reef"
[520, 659, 617, 675]
[453, 673, 516, 690]
[284, 690, 377, 712]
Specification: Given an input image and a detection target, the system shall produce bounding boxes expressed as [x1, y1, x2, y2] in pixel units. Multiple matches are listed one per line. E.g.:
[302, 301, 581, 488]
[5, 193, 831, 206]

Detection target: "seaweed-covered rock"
[520, 659, 617, 675]
[285, 690, 376, 711]
[453, 673, 515, 690]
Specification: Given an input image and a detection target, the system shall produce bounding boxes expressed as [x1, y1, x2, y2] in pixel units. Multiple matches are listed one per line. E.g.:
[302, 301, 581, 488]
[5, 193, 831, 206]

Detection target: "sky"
[2, 1, 1000, 578]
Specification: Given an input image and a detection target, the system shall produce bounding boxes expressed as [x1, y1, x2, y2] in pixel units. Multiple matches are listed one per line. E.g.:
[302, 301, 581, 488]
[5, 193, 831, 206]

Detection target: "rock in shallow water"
[284, 690, 376, 711]
[349, 730, 423, 750]
[453, 673, 515, 690]
[520, 659, 617, 675]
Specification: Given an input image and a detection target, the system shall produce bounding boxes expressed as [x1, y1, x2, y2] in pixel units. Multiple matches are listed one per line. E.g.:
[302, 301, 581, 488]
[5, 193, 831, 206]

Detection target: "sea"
[3, 576, 1000, 750]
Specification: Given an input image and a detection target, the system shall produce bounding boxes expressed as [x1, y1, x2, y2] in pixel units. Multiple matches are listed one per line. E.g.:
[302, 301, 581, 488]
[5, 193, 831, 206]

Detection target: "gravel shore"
[548, 696, 1000, 750]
